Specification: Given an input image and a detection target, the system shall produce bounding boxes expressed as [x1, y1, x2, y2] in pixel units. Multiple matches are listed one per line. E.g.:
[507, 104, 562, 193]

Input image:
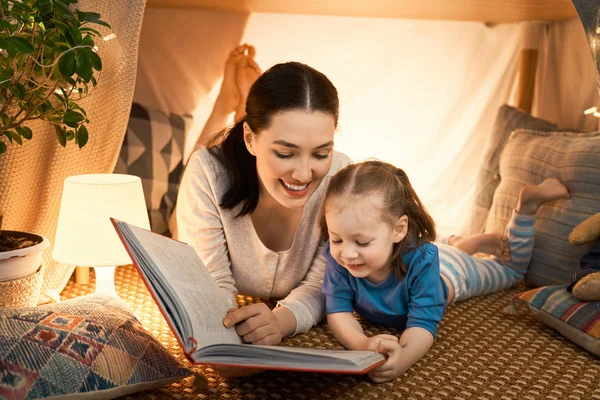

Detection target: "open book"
[111, 219, 385, 374]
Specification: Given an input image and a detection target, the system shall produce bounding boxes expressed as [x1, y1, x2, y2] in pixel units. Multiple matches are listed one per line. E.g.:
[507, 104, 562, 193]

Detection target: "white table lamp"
[53, 174, 150, 296]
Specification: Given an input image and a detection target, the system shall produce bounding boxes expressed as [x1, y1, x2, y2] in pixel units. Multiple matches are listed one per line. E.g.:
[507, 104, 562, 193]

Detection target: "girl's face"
[325, 195, 407, 284]
[244, 110, 335, 210]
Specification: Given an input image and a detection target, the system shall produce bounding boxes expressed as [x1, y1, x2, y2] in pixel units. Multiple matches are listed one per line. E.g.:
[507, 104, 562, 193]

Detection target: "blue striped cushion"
[515, 286, 600, 355]
[485, 129, 600, 286]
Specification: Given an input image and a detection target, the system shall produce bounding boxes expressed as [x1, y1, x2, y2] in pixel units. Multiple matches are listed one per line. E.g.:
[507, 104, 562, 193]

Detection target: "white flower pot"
[0, 231, 50, 282]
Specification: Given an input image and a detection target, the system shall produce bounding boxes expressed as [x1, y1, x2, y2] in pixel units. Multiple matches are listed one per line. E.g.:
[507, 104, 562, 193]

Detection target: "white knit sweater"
[177, 148, 352, 334]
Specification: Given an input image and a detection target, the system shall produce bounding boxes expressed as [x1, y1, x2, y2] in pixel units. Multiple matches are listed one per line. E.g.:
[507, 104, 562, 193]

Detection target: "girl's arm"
[368, 327, 434, 383]
[328, 313, 399, 351]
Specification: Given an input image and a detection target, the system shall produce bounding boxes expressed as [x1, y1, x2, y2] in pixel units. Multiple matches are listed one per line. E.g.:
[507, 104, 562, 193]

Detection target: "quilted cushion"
[464, 105, 559, 235]
[485, 129, 600, 286]
[0, 295, 191, 399]
[114, 103, 192, 237]
[514, 286, 600, 356]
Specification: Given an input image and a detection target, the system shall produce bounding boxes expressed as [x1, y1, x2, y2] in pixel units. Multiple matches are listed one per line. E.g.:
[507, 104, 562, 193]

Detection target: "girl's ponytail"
[392, 167, 436, 242]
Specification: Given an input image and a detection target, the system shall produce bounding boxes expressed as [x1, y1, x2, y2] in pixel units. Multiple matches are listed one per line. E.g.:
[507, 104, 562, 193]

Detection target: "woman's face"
[244, 110, 336, 210]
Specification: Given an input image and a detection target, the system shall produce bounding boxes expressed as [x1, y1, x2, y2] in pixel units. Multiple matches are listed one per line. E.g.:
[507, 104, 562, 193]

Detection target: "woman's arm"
[177, 151, 238, 307]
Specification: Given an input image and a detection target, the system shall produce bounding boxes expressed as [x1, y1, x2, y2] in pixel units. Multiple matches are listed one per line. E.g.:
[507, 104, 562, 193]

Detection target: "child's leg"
[441, 178, 569, 303]
[438, 243, 524, 303]
[447, 233, 511, 263]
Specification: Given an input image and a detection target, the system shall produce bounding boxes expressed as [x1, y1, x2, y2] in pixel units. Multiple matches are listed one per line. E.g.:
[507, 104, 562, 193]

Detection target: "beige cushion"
[485, 129, 600, 286]
[464, 105, 559, 235]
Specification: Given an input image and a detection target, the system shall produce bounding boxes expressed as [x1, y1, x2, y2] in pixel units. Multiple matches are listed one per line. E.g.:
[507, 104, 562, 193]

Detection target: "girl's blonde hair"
[321, 160, 436, 277]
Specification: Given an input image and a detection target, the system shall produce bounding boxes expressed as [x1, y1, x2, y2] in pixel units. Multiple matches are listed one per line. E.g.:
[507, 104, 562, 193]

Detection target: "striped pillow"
[485, 129, 600, 286]
[514, 286, 600, 355]
[464, 105, 559, 235]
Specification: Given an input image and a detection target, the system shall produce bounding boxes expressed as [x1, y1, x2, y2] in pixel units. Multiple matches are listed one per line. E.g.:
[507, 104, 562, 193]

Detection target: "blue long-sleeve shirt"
[322, 241, 448, 339]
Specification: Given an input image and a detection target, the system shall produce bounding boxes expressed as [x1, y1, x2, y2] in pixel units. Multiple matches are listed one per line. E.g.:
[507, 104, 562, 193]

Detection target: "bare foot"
[449, 233, 511, 262]
[234, 45, 262, 122]
[517, 178, 570, 215]
[215, 44, 247, 115]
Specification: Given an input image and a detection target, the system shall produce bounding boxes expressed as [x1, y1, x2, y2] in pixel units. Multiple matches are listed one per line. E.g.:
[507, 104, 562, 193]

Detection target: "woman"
[177, 60, 352, 352]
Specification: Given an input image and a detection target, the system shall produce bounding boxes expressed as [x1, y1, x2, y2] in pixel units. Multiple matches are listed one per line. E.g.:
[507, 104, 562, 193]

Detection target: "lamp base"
[93, 266, 118, 297]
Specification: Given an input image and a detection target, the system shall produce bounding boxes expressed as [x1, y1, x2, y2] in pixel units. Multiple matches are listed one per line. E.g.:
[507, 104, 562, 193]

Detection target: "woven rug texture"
[60, 266, 600, 400]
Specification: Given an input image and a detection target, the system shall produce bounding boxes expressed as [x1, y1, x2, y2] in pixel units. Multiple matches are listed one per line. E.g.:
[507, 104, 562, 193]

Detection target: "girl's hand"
[363, 334, 399, 351]
[368, 340, 406, 383]
[223, 303, 282, 345]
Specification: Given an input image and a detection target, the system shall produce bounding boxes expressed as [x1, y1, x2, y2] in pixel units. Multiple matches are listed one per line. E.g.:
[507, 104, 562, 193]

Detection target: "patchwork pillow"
[514, 286, 600, 356]
[114, 103, 192, 237]
[464, 105, 560, 235]
[0, 295, 191, 399]
[485, 129, 600, 286]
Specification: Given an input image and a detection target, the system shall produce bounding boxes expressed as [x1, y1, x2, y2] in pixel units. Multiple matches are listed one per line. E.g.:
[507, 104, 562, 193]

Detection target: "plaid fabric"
[485, 129, 600, 286]
[515, 286, 600, 340]
[464, 105, 559, 235]
[114, 103, 192, 237]
[0, 295, 191, 399]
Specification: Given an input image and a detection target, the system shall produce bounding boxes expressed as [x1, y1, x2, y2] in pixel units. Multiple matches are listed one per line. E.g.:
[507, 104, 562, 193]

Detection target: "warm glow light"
[53, 174, 150, 296]
[237, 13, 521, 235]
[584, 106, 597, 115]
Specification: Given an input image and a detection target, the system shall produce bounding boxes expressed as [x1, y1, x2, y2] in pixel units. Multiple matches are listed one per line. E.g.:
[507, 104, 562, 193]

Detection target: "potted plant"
[0, 0, 110, 154]
[0, 0, 109, 288]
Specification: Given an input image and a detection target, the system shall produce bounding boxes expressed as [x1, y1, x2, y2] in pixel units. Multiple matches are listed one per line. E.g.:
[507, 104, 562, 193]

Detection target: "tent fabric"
[0, 0, 146, 303]
[133, 11, 598, 239]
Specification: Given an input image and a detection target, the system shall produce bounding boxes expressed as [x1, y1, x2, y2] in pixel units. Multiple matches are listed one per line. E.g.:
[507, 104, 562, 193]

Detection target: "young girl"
[321, 160, 570, 383]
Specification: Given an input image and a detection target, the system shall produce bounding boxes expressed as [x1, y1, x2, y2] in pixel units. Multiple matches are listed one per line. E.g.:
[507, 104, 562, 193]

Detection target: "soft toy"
[568, 213, 600, 301]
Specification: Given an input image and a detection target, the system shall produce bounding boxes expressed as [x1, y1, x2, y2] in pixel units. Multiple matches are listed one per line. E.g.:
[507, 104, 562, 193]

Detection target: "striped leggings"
[438, 211, 536, 304]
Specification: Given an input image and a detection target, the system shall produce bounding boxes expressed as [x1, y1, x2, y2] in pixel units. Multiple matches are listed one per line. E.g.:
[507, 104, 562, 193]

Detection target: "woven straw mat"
[60, 266, 600, 400]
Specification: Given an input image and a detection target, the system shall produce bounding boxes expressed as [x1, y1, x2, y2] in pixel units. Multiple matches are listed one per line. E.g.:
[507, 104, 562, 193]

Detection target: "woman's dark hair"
[320, 161, 436, 278]
[207, 62, 339, 216]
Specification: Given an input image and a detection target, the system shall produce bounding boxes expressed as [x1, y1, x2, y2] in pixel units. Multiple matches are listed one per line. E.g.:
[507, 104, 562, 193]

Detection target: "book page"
[119, 222, 241, 348]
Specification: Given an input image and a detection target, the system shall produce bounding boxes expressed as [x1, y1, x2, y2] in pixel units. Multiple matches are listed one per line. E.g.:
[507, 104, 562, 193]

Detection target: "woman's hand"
[363, 334, 399, 351]
[368, 340, 406, 383]
[223, 303, 282, 345]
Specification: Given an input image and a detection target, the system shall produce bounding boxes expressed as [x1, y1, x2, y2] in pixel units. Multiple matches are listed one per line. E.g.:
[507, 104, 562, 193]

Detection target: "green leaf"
[5, 130, 21, 145]
[0, 141, 6, 154]
[65, 26, 82, 46]
[0, 20, 12, 30]
[65, 129, 75, 141]
[4, 37, 35, 53]
[86, 49, 102, 71]
[68, 101, 87, 116]
[63, 110, 85, 124]
[77, 11, 102, 22]
[82, 34, 94, 47]
[16, 126, 33, 140]
[90, 20, 111, 29]
[58, 50, 76, 77]
[53, 0, 72, 15]
[0, 67, 14, 86]
[75, 49, 92, 82]
[9, 83, 26, 100]
[80, 27, 102, 37]
[54, 125, 67, 147]
[76, 125, 88, 148]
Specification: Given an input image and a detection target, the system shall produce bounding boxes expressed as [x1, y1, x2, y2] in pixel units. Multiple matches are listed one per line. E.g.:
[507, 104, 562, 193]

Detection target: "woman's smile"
[280, 179, 311, 197]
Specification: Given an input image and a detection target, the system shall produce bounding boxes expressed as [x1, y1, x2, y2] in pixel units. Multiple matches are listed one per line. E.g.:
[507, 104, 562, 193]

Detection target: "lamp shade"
[53, 174, 150, 267]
